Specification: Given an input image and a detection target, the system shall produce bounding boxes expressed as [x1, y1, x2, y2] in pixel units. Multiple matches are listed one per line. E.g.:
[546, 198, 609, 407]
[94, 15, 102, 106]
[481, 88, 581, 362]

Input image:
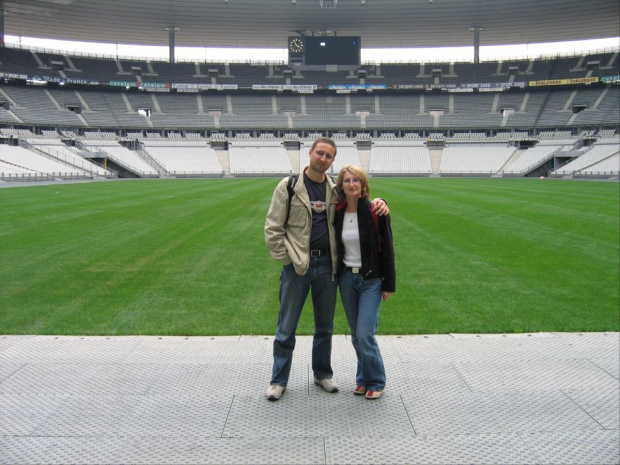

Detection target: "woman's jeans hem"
[339, 271, 386, 390]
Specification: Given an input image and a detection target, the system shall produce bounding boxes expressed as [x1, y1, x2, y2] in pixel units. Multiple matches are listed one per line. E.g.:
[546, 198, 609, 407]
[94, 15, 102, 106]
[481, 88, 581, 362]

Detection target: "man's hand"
[370, 198, 389, 216]
[382, 291, 394, 302]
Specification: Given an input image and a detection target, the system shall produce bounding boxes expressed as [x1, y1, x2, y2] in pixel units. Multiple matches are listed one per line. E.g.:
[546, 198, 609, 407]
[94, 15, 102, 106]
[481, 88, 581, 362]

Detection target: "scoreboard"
[288, 36, 361, 67]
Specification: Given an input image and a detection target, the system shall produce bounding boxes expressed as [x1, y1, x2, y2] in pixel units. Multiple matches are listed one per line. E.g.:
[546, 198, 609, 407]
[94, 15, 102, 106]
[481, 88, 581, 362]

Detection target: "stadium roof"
[4, 0, 619, 50]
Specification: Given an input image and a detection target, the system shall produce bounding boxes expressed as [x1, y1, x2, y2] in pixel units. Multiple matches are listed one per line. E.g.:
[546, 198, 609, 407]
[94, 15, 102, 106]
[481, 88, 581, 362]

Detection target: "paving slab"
[0, 333, 618, 465]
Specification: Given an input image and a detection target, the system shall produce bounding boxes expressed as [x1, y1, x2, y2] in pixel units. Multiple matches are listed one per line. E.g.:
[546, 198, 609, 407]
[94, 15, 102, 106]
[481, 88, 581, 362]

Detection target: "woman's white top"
[342, 212, 362, 267]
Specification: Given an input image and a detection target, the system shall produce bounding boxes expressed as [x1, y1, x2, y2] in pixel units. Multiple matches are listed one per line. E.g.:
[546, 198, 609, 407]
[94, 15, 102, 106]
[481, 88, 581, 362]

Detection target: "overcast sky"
[5, 35, 619, 63]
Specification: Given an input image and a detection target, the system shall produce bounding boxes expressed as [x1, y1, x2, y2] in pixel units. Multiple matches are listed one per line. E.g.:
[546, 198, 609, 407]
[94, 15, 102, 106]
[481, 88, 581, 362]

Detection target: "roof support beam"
[470, 27, 483, 64]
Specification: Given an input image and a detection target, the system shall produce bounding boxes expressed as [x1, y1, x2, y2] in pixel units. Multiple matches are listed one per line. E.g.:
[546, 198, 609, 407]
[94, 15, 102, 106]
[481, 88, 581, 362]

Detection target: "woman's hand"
[371, 198, 389, 216]
[382, 291, 394, 302]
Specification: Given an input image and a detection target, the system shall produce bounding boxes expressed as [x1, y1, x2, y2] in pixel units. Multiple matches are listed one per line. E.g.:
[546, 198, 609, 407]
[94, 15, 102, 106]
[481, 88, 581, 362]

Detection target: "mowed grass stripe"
[1, 179, 278, 334]
[1, 178, 618, 335]
[374, 178, 618, 333]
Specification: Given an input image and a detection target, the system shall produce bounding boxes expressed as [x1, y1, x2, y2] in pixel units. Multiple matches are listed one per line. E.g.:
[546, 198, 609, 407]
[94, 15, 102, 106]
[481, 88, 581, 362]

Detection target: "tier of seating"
[0, 85, 617, 131]
[502, 145, 562, 174]
[551, 142, 620, 176]
[141, 140, 223, 176]
[26, 138, 113, 176]
[2, 135, 617, 181]
[78, 139, 159, 176]
[0, 144, 87, 179]
[579, 153, 619, 175]
[228, 146, 292, 175]
[369, 146, 432, 174]
[439, 145, 518, 174]
[1, 47, 617, 87]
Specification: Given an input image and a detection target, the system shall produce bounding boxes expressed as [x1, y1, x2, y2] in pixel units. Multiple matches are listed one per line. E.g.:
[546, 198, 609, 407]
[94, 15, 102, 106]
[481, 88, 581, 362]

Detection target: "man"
[264, 137, 388, 401]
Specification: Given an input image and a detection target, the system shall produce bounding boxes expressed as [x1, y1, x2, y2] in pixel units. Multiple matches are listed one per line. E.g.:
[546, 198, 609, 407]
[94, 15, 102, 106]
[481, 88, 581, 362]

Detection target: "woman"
[334, 165, 395, 399]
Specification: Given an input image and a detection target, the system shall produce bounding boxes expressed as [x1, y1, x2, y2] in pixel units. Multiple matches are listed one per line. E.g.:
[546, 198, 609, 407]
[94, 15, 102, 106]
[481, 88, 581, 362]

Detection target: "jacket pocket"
[287, 205, 307, 228]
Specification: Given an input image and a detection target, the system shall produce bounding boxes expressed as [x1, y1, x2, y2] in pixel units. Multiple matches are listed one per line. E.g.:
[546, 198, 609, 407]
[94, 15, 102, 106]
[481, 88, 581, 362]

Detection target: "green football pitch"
[1, 177, 618, 336]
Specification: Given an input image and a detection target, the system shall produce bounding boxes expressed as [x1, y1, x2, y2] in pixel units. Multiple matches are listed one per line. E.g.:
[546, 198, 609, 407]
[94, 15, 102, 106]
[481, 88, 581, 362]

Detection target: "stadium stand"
[26, 138, 114, 177]
[141, 140, 223, 177]
[369, 145, 432, 175]
[228, 138, 292, 175]
[0, 45, 618, 181]
[2, 47, 618, 89]
[439, 145, 517, 175]
[0, 144, 87, 179]
[0, 82, 617, 132]
[577, 153, 619, 176]
[502, 145, 562, 175]
[78, 139, 159, 176]
[551, 141, 620, 177]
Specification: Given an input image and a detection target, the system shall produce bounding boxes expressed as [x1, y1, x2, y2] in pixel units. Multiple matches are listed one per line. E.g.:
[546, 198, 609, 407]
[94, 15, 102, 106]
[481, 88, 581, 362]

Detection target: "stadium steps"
[74, 92, 93, 112]
[136, 150, 167, 176]
[150, 94, 163, 113]
[63, 56, 80, 72]
[286, 149, 300, 174]
[121, 93, 134, 112]
[0, 157, 36, 174]
[500, 113, 509, 128]
[562, 90, 578, 111]
[193, 63, 205, 78]
[492, 93, 500, 112]
[532, 91, 550, 127]
[215, 148, 231, 176]
[0, 87, 19, 109]
[30, 146, 95, 176]
[498, 149, 526, 173]
[44, 90, 63, 110]
[519, 92, 531, 112]
[2, 109, 24, 124]
[77, 114, 89, 126]
[592, 87, 609, 110]
[429, 149, 442, 174]
[31, 52, 48, 69]
[357, 149, 371, 172]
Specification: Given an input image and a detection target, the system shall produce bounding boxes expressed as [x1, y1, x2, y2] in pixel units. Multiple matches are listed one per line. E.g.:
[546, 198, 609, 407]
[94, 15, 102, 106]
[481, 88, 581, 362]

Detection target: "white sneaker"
[266, 384, 285, 401]
[314, 377, 339, 393]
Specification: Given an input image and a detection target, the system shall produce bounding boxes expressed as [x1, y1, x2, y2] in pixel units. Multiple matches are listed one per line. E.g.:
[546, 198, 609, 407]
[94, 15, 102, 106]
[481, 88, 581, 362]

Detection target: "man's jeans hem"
[270, 255, 337, 386]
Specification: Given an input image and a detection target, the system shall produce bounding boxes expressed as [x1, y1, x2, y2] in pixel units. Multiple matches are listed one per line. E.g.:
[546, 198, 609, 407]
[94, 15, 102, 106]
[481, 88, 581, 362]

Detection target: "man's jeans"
[339, 271, 386, 391]
[271, 254, 337, 386]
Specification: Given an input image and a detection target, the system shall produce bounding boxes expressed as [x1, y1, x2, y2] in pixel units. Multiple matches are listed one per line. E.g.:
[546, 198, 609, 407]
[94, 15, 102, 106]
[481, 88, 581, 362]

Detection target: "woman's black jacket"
[334, 196, 396, 293]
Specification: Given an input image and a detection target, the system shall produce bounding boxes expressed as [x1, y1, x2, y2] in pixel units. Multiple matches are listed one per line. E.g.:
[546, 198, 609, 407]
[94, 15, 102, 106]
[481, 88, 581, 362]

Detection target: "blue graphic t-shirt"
[304, 173, 329, 250]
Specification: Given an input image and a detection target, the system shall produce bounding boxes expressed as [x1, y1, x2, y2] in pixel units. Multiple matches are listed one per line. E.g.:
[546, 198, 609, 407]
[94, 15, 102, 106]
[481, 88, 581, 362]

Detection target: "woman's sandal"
[365, 389, 383, 399]
[353, 385, 367, 395]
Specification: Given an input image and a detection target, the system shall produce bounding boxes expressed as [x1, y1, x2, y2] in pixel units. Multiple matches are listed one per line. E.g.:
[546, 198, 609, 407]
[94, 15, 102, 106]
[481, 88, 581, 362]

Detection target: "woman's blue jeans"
[339, 271, 386, 391]
[271, 255, 337, 386]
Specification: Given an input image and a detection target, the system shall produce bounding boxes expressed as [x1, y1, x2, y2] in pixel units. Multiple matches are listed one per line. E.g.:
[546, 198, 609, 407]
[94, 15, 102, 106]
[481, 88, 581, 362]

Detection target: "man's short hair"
[311, 137, 337, 157]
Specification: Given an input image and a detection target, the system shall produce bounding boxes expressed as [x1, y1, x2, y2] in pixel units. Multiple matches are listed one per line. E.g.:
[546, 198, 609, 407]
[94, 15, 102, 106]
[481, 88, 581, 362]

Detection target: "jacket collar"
[300, 167, 338, 191]
[337, 196, 369, 211]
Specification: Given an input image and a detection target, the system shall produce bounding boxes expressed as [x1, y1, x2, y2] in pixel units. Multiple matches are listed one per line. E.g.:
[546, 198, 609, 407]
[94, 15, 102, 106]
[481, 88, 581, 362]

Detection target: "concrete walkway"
[1, 332, 618, 464]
